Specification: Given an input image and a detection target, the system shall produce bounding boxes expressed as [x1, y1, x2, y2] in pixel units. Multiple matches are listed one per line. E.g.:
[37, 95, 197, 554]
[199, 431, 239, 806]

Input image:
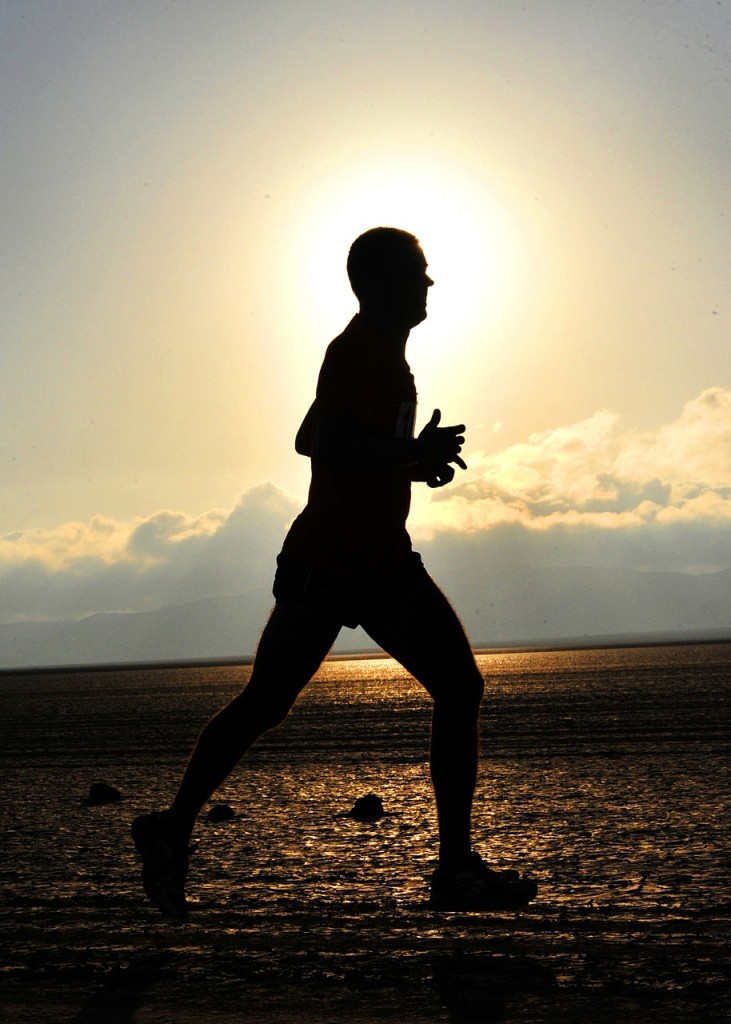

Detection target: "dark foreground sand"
[3, 894, 729, 1023]
[1, 647, 729, 1022]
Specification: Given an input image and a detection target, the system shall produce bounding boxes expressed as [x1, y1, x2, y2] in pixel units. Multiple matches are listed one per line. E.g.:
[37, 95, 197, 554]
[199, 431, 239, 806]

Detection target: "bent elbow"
[294, 435, 312, 457]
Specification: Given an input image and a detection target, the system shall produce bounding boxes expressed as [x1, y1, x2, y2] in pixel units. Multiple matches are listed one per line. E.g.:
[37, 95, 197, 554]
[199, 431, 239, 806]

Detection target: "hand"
[417, 409, 467, 470]
[425, 462, 456, 488]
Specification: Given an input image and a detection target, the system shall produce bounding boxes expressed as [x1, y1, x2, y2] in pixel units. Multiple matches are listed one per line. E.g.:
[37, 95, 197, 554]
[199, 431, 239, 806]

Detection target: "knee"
[462, 669, 485, 711]
[202, 688, 293, 748]
[254, 696, 293, 733]
[435, 668, 484, 716]
[233, 687, 294, 735]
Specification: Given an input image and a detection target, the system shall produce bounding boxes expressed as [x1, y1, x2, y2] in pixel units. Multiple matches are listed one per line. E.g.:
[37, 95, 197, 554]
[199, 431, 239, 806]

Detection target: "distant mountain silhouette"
[1, 566, 729, 669]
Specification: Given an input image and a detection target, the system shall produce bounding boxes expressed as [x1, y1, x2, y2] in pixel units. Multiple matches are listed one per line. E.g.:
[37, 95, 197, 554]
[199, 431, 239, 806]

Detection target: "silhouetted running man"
[132, 227, 538, 916]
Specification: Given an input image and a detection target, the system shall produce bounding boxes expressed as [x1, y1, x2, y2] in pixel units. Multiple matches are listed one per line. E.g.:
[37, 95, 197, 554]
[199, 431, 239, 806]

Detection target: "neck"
[357, 306, 411, 350]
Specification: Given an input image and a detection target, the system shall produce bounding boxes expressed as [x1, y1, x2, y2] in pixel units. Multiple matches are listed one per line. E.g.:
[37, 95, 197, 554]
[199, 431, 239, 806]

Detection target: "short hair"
[347, 227, 420, 298]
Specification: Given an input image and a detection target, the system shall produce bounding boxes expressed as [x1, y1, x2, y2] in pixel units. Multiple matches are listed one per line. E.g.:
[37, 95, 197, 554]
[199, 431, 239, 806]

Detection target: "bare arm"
[310, 407, 467, 478]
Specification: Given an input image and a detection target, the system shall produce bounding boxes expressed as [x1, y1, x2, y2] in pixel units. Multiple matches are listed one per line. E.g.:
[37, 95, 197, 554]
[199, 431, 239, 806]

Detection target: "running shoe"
[429, 851, 538, 911]
[131, 811, 190, 919]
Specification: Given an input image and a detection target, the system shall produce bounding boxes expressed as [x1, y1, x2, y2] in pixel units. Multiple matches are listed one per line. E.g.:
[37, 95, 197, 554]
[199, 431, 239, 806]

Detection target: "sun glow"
[293, 158, 524, 371]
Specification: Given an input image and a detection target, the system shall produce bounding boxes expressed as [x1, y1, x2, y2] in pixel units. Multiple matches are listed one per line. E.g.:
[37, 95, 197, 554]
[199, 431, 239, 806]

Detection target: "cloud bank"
[1, 390, 729, 640]
[0, 484, 299, 624]
[414, 387, 731, 573]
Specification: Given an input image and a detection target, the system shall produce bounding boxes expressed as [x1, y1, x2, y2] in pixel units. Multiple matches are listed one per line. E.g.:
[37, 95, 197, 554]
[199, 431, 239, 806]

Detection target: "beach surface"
[1, 645, 729, 1022]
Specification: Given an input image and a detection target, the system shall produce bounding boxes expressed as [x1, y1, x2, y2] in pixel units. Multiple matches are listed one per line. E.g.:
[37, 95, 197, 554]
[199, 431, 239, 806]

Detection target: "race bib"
[395, 401, 417, 440]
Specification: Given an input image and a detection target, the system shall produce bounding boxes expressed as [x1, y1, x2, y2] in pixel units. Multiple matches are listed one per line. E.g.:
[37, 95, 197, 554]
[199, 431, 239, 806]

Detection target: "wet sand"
[1, 646, 729, 1022]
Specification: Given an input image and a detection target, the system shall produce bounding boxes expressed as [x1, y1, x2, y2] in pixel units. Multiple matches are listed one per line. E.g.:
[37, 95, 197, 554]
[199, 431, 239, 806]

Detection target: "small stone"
[84, 782, 122, 806]
[346, 794, 386, 821]
[206, 803, 236, 822]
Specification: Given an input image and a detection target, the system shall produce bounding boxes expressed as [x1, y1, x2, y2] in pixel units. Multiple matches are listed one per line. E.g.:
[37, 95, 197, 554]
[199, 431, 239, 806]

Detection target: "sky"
[1, 1, 729, 663]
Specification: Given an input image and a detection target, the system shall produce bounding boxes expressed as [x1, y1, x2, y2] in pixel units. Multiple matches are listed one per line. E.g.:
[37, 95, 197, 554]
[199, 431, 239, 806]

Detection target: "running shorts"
[272, 550, 426, 628]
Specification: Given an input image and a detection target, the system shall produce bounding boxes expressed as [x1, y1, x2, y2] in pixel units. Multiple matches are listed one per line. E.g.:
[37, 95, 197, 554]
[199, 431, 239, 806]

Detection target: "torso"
[281, 316, 417, 581]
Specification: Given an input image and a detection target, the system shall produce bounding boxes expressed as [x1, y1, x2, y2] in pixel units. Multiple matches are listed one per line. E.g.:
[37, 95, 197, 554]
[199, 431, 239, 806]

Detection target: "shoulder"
[319, 319, 384, 387]
[324, 316, 377, 360]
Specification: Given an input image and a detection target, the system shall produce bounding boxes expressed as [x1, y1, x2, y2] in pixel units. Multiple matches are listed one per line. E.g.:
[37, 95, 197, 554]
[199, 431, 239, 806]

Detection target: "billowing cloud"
[412, 388, 731, 572]
[0, 484, 299, 623]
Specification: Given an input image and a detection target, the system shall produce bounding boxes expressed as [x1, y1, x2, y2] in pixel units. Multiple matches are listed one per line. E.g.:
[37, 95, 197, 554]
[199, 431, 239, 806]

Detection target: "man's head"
[347, 227, 433, 329]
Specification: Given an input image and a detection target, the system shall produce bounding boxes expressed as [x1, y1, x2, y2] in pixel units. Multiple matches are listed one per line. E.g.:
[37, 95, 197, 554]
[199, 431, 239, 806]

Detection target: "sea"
[1, 643, 729, 1023]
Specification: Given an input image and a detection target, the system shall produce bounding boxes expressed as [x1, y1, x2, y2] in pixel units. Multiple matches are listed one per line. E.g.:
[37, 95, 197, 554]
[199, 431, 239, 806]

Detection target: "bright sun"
[294, 156, 522, 378]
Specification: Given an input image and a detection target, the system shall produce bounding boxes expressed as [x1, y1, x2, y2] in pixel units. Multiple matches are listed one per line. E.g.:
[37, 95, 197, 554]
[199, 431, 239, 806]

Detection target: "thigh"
[242, 600, 342, 706]
[359, 571, 481, 701]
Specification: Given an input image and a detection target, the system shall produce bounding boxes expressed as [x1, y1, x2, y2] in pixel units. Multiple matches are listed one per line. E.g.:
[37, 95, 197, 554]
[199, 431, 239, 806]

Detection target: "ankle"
[161, 808, 193, 844]
[438, 848, 475, 875]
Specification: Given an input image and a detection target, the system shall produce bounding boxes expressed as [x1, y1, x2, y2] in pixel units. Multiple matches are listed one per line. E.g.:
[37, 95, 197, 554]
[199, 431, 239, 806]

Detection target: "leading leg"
[361, 571, 538, 910]
[360, 572, 484, 871]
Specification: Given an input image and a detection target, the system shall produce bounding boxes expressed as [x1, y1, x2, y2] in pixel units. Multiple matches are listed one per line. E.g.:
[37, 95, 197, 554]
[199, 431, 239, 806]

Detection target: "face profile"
[347, 226, 434, 331]
[383, 242, 434, 328]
